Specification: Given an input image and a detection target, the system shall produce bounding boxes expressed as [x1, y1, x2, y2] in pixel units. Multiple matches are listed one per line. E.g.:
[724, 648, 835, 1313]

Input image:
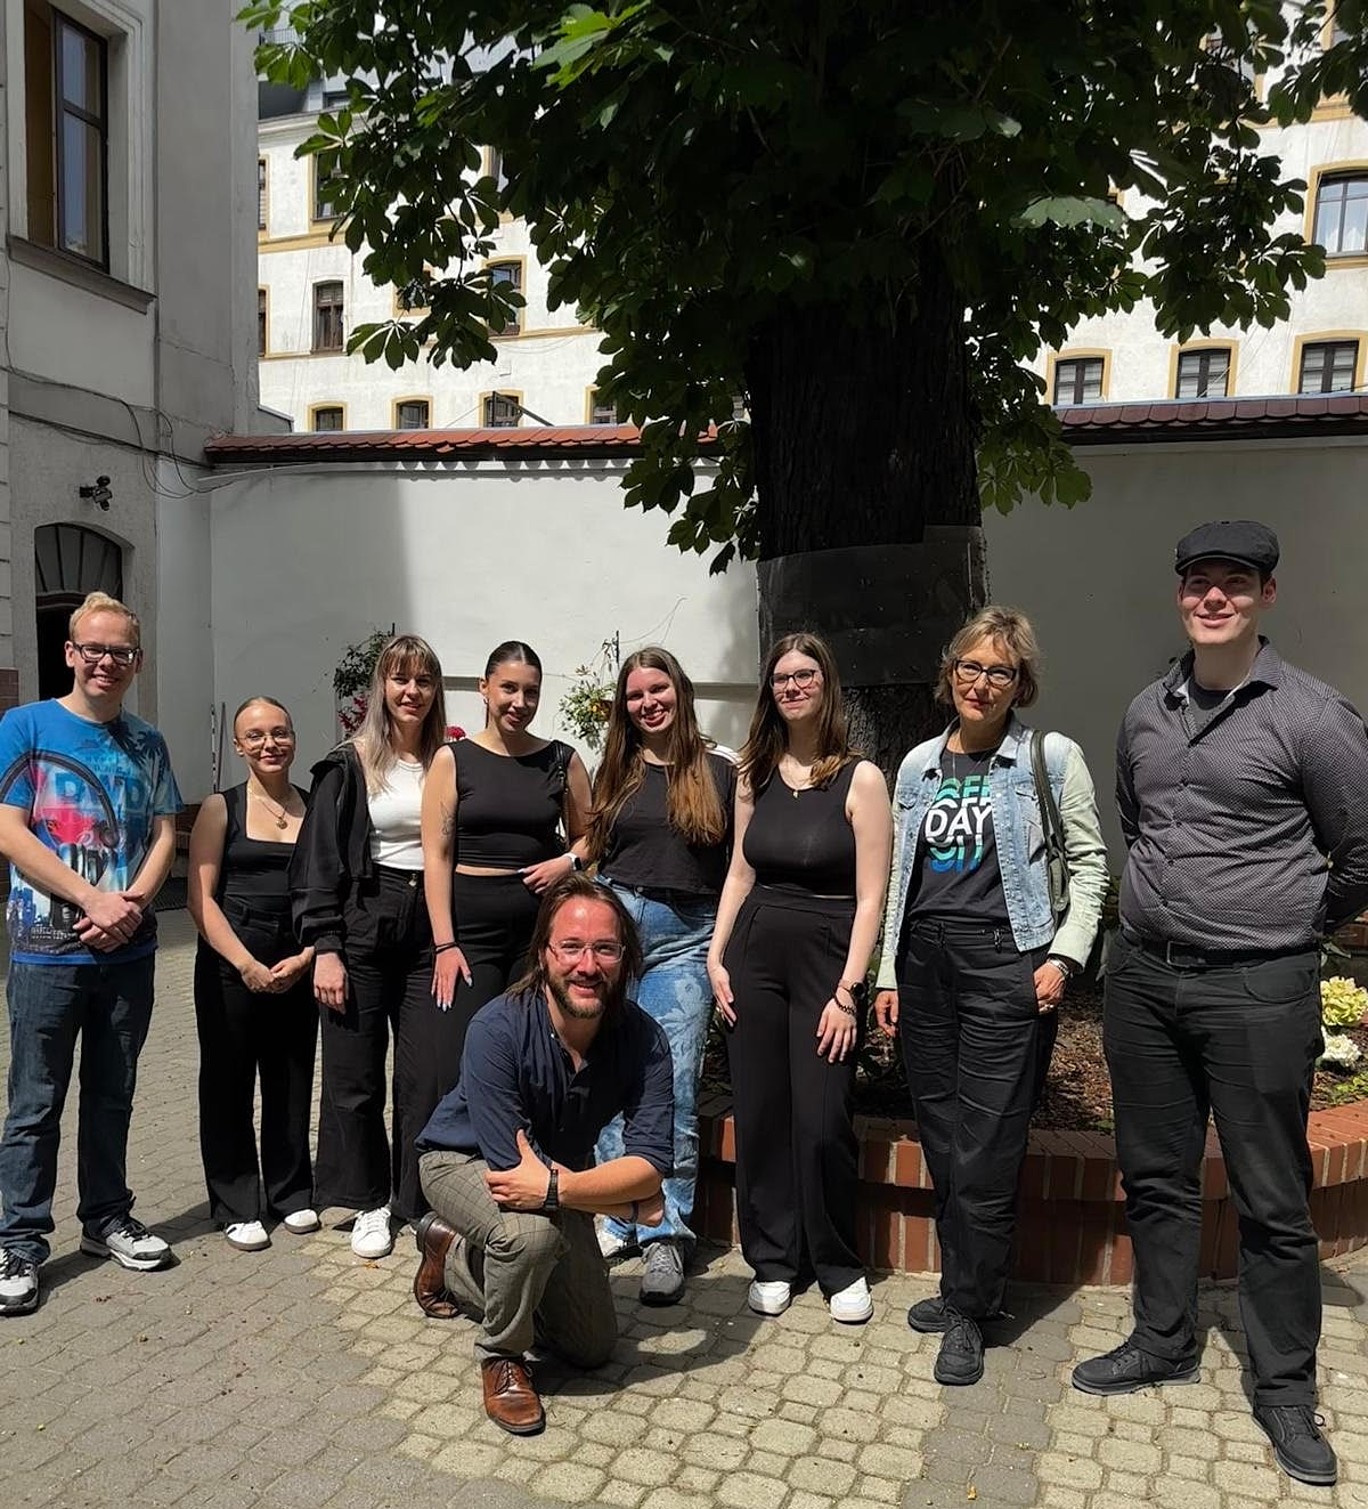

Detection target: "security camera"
[79, 475, 112, 510]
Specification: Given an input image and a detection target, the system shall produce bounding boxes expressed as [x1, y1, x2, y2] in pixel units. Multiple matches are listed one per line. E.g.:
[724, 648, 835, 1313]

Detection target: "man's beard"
[548, 972, 622, 1020]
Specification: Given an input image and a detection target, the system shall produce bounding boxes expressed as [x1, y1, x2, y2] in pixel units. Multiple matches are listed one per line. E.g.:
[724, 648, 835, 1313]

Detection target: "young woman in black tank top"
[421, 641, 592, 1061]
[707, 634, 891, 1324]
[188, 697, 317, 1252]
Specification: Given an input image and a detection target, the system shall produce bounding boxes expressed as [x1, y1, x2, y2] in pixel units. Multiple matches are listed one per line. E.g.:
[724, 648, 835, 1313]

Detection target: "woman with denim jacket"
[873, 606, 1107, 1387]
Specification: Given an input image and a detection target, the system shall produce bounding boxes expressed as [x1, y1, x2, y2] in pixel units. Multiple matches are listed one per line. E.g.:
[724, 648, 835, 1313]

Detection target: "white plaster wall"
[1032, 111, 1368, 402]
[154, 466, 213, 799]
[257, 118, 608, 431]
[984, 435, 1368, 857]
[205, 461, 760, 792]
[0, 0, 11, 674]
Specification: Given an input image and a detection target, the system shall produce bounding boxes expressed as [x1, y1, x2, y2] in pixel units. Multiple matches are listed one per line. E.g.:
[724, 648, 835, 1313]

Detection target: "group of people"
[0, 513, 1363, 1488]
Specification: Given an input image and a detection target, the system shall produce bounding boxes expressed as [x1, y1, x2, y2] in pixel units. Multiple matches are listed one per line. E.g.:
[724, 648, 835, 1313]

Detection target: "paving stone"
[713, 1469, 789, 1509]
[787, 1452, 858, 1495]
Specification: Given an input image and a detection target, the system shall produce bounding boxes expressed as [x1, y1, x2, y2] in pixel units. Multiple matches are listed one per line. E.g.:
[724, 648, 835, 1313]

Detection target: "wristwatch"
[567, 853, 583, 871]
[1046, 955, 1076, 981]
[543, 1166, 560, 1213]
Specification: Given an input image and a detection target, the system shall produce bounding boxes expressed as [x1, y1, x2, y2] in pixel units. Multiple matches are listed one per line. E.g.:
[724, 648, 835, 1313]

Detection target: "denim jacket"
[875, 713, 1108, 989]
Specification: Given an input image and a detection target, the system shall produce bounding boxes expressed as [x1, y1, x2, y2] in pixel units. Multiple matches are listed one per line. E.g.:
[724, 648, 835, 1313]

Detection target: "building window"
[313, 157, 341, 221]
[1298, 339, 1359, 394]
[1175, 348, 1231, 399]
[258, 158, 267, 232]
[1052, 357, 1105, 406]
[25, 3, 108, 267]
[257, 289, 267, 357]
[588, 392, 618, 425]
[395, 400, 430, 430]
[483, 393, 520, 428]
[312, 281, 344, 352]
[488, 261, 523, 335]
[1314, 174, 1368, 258]
[312, 405, 344, 432]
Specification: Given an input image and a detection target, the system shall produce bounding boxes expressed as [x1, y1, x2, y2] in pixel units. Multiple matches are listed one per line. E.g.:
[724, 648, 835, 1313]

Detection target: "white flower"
[1320, 1033, 1362, 1069]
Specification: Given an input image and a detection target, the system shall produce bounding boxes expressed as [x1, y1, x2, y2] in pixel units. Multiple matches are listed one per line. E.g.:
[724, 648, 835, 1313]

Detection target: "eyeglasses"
[769, 668, 820, 690]
[548, 941, 625, 965]
[239, 728, 296, 747]
[952, 660, 1018, 690]
[71, 643, 140, 668]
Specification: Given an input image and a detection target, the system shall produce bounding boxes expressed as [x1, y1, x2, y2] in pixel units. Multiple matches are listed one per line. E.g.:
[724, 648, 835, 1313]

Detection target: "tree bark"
[744, 240, 987, 777]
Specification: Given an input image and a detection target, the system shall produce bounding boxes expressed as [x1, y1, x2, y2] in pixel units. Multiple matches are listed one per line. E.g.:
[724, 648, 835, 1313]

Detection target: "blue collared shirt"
[416, 988, 674, 1175]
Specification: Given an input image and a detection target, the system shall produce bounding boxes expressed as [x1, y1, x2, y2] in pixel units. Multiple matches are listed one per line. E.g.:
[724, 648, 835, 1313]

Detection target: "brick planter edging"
[694, 1093, 1368, 1285]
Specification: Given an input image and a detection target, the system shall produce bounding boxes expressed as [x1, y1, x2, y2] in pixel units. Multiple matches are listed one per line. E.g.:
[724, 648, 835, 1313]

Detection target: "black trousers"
[723, 887, 862, 1295]
[448, 870, 541, 1053]
[1104, 933, 1323, 1405]
[315, 867, 456, 1223]
[195, 903, 317, 1227]
[896, 919, 1053, 1319]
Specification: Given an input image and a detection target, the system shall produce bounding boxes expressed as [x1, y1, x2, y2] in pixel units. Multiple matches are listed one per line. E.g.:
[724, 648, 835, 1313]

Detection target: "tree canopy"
[248, 1, 1364, 574]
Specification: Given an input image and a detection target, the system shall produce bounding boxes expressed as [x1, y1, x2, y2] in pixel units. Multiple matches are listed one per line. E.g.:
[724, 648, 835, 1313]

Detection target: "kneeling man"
[412, 873, 673, 1434]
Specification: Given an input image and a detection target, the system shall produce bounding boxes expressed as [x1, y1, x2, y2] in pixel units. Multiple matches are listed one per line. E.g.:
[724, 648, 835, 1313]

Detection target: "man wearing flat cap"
[1072, 520, 1368, 1487]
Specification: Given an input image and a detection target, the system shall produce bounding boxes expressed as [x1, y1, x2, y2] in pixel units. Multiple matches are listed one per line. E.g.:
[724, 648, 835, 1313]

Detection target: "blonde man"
[0, 592, 181, 1315]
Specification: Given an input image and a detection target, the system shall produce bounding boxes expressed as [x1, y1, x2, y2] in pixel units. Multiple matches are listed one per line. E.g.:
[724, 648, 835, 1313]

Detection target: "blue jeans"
[595, 882, 715, 1249]
[0, 956, 157, 1263]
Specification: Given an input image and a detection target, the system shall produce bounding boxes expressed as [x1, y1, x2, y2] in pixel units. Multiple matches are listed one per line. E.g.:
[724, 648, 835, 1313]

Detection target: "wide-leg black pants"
[896, 919, 1053, 1319]
[195, 901, 317, 1227]
[1104, 934, 1323, 1405]
[446, 870, 541, 1056]
[723, 887, 862, 1295]
[315, 866, 458, 1223]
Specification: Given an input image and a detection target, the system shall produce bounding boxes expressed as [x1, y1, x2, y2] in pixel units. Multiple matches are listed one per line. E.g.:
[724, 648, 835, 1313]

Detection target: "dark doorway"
[35, 524, 124, 699]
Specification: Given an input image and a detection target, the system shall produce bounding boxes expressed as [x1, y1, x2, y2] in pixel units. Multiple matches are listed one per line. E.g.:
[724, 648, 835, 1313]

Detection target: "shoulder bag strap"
[1031, 730, 1071, 917]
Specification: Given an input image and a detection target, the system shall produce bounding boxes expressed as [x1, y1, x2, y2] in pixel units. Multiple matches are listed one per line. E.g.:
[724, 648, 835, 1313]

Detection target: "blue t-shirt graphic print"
[0, 701, 182, 964]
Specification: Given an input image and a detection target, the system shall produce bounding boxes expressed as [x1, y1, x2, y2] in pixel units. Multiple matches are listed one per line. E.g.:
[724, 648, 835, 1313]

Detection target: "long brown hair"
[510, 873, 644, 1011]
[351, 634, 447, 791]
[586, 647, 726, 863]
[739, 632, 853, 793]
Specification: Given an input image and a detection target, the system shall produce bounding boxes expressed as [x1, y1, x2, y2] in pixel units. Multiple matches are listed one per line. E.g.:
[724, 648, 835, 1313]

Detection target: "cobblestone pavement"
[3, 912, 1368, 1508]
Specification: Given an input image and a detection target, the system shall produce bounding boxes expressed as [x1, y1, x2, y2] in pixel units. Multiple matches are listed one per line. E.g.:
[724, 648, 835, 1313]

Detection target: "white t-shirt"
[368, 757, 425, 870]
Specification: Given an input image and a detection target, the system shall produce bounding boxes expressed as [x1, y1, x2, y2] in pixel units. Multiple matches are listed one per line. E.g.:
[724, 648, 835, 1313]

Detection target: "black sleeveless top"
[453, 739, 569, 869]
[743, 760, 859, 896]
[600, 753, 737, 897]
[214, 783, 300, 915]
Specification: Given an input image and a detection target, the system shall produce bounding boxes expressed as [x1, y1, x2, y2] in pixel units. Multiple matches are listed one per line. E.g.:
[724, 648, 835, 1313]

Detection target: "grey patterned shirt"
[1117, 639, 1368, 951]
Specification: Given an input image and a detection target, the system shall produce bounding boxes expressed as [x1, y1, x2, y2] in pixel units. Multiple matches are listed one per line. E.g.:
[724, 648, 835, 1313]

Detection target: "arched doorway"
[34, 525, 125, 699]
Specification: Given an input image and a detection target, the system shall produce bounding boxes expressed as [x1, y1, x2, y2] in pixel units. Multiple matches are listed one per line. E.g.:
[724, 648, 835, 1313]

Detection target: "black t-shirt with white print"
[906, 746, 1010, 925]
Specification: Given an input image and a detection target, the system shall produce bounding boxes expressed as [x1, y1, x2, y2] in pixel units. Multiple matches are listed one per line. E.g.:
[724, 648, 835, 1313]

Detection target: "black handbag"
[1030, 730, 1070, 920]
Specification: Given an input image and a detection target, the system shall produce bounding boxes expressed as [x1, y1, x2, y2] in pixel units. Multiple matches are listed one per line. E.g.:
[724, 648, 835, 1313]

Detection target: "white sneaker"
[747, 1279, 792, 1316]
[351, 1206, 393, 1259]
[282, 1209, 321, 1234]
[0, 1250, 39, 1315]
[829, 1276, 873, 1325]
[224, 1221, 270, 1252]
[79, 1216, 172, 1272]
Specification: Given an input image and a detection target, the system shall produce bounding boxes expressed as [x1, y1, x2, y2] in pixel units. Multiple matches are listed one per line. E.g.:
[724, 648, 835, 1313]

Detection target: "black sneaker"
[908, 1296, 952, 1333]
[1071, 1338, 1199, 1396]
[1253, 1404, 1337, 1486]
[933, 1313, 984, 1386]
[0, 1250, 38, 1316]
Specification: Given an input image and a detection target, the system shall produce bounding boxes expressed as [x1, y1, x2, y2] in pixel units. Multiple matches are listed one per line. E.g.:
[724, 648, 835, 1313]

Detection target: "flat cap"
[1174, 519, 1280, 576]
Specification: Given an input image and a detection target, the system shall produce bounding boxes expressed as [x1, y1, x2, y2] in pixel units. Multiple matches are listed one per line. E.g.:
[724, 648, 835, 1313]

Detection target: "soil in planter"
[701, 981, 1368, 1133]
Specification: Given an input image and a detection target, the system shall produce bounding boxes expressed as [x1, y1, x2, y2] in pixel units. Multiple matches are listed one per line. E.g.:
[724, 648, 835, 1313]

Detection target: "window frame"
[312, 154, 341, 225]
[1293, 334, 1364, 395]
[1309, 165, 1368, 264]
[1047, 351, 1110, 407]
[480, 390, 523, 429]
[1170, 342, 1237, 400]
[586, 389, 619, 425]
[257, 286, 268, 358]
[393, 397, 432, 431]
[309, 403, 345, 433]
[485, 257, 526, 337]
[257, 156, 268, 235]
[311, 279, 345, 354]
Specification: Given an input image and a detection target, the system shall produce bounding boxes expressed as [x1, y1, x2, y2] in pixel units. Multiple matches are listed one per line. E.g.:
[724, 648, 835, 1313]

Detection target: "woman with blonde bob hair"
[707, 632, 891, 1324]
[291, 634, 450, 1259]
[874, 606, 1106, 1386]
[582, 647, 736, 1305]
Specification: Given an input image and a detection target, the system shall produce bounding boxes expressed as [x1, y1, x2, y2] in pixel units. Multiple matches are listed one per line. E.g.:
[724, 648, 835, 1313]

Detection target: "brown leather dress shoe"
[413, 1211, 460, 1319]
[481, 1356, 545, 1435]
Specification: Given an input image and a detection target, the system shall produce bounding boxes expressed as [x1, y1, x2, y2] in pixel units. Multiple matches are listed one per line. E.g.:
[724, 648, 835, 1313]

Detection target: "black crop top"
[599, 754, 737, 897]
[454, 738, 569, 869]
[743, 760, 858, 895]
[214, 783, 301, 914]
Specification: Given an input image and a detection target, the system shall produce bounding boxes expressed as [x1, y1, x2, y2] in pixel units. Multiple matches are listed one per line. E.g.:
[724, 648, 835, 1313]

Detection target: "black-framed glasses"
[71, 642, 140, 667]
[952, 659, 1018, 690]
[239, 728, 296, 748]
[770, 668, 820, 690]
[548, 941, 625, 965]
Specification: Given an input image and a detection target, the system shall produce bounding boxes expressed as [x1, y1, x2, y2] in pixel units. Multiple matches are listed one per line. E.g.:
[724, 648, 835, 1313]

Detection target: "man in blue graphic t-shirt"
[0, 593, 181, 1315]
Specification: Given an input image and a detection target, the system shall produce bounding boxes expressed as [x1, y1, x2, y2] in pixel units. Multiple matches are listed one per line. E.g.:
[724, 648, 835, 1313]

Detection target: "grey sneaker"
[80, 1216, 171, 1272]
[639, 1240, 685, 1306]
[0, 1250, 39, 1315]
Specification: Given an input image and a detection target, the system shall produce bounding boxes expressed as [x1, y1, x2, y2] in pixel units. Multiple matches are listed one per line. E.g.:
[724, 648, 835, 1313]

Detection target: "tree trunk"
[744, 241, 987, 778]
